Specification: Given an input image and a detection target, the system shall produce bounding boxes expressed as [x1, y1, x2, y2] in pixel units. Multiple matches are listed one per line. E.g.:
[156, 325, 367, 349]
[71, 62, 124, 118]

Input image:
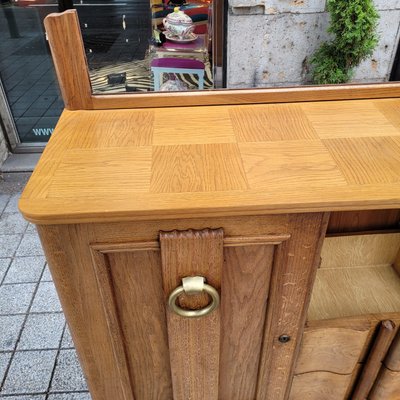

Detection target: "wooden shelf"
[308, 233, 400, 321]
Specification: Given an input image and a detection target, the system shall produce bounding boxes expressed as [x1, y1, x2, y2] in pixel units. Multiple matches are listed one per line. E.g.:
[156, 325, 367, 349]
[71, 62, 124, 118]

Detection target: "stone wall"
[227, 0, 400, 88]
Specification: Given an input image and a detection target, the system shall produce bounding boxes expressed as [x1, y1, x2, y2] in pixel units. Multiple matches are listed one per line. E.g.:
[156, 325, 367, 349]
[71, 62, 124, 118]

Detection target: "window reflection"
[78, 0, 215, 93]
[0, 0, 63, 144]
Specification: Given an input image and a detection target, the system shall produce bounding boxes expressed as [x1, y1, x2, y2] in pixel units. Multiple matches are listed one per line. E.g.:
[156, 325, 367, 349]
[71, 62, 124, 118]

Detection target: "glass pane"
[81, 0, 400, 94]
[0, 0, 63, 143]
[80, 0, 216, 93]
[226, 1, 400, 89]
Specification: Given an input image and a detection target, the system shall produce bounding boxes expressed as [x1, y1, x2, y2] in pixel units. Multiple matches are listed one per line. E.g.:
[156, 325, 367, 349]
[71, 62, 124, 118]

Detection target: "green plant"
[311, 0, 379, 84]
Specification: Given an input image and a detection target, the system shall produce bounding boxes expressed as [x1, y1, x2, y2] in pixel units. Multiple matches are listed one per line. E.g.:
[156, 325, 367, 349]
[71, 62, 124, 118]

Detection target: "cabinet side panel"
[219, 245, 274, 400]
[37, 225, 130, 400]
[108, 251, 173, 400]
[256, 212, 329, 400]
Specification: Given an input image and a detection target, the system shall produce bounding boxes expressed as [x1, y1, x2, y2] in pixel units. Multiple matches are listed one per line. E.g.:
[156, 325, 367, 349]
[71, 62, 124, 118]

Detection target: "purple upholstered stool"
[150, 58, 205, 91]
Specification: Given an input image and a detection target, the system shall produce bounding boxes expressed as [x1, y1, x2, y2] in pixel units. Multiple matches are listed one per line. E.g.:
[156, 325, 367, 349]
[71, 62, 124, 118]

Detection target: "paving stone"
[4, 256, 46, 284]
[0, 352, 12, 383]
[0, 315, 25, 351]
[0, 283, 36, 314]
[0, 212, 28, 234]
[0, 235, 21, 257]
[61, 324, 74, 349]
[0, 257, 11, 282]
[50, 349, 88, 392]
[41, 264, 53, 282]
[1, 153, 40, 174]
[4, 194, 21, 213]
[2, 350, 57, 394]
[16, 232, 44, 256]
[31, 281, 62, 312]
[18, 312, 65, 350]
[0, 194, 10, 214]
[48, 393, 91, 400]
[26, 222, 37, 233]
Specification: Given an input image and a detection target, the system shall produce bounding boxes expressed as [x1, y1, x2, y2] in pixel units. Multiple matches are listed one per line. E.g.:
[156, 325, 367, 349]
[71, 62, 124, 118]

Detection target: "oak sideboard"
[18, 9, 400, 400]
[19, 97, 400, 400]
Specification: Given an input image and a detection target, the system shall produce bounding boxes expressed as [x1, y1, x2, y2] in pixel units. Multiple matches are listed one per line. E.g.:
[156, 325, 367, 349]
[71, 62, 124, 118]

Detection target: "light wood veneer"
[20, 98, 400, 224]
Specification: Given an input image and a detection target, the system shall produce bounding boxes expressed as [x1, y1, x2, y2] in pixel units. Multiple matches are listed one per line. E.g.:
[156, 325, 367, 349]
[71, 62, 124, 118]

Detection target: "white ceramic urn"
[163, 7, 194, 40]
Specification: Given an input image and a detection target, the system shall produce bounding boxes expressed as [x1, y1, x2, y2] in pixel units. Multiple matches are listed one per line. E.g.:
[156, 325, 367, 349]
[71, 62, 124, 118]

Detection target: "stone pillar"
[227, 0, 400, 88]
[0, 123, 10, 166]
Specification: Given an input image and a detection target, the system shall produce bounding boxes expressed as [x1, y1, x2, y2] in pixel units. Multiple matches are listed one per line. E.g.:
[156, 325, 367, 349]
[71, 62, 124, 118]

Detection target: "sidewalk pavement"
[0, 176, 92, 399]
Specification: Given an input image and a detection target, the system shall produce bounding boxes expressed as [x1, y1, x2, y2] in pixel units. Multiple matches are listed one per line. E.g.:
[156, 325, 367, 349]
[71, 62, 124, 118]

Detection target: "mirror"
[72, 0, 400, 95]
[75, 0, 220, 94]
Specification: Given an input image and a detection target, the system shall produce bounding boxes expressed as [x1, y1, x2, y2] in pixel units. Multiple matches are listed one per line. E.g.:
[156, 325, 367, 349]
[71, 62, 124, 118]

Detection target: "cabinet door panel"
[295, 327, 370, 375]
[291, 317, 400, 400]
[219, 245, 274, 400]
[108, 251, 173, 400]
[92, 235, 277, 400]
[289, 371, 354, 400]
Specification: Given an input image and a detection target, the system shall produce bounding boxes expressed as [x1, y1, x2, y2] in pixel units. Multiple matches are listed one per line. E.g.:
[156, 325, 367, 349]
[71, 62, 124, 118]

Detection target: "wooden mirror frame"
[44, 9, 400, 110]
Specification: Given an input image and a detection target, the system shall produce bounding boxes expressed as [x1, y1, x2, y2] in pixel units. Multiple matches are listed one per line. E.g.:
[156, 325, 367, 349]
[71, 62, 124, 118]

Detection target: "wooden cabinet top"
[19, 98, 400, 224]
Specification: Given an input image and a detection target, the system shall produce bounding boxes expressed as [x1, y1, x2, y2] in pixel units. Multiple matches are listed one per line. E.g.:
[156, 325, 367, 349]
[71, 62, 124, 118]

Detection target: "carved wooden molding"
[90, 233, 291, 254]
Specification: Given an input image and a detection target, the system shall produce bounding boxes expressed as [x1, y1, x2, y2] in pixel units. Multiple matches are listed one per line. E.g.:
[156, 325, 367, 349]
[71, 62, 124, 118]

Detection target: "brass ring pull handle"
[168, 276, 220, 318]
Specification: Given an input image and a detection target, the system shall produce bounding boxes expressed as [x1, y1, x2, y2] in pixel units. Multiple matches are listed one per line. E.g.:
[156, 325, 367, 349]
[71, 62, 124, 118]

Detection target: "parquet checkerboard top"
[19, 98, 400, 224]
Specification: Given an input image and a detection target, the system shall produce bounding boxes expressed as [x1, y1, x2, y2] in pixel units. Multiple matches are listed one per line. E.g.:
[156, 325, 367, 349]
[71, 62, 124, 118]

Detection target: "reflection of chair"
[151, 58, 205, 90]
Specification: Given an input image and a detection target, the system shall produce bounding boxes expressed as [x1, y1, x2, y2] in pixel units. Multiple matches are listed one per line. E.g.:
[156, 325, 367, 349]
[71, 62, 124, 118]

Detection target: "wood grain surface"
[369, 329, 400, 398]
[44, 11, 92, 110]
[90, 250, 136, 400]
[219, 245, 274, 399]
[37, 224, 132, 400]
[384, 329, 400, 371]
[19, 98, 400, 224]
[291, 315, 400, 400]
[289, 370, 354, 400]
[310, 266, 400, 320]
[309, 234, 400, 320]
[324, 136, 400, 185]
[300, 101, 400, 139]
[294, 327, 370, 375]
[327, 209, 400, 234]
[256, 213, 329, 400]
[369, 367, 400, 400]
[106, 251, 173, 399]
[229, 104, 318, 141]
[36, 215, 289, 400]
[320, 233, 400, 269]
[352, 320, 396, 400]
[159, 229, 223, 400]
[89, 84, 400, 110]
